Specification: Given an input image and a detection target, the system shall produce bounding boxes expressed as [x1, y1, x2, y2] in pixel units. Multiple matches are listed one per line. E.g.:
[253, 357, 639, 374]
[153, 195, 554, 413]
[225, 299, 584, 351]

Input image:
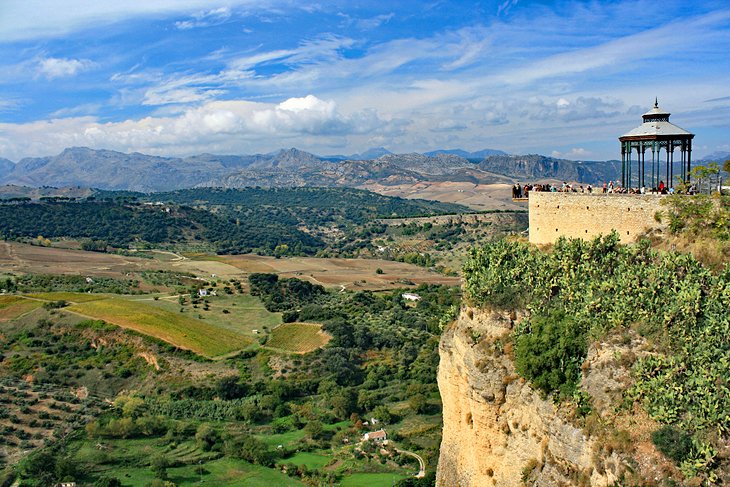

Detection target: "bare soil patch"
[217, 255, 460, 290]
[0, 241, 158, 277]
[360, 182, 528, 211]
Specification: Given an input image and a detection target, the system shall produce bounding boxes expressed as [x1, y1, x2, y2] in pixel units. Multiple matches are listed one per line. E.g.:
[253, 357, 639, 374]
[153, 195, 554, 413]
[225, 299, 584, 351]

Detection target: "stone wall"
[528, 192, 666, 245]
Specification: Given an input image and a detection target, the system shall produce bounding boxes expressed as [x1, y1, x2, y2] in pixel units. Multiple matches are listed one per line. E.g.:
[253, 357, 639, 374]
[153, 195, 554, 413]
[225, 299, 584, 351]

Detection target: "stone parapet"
[528, 192, 666, 245]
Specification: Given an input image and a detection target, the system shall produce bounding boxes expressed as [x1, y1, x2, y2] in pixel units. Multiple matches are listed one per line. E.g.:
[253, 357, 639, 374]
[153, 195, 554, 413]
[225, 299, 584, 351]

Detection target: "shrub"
[95, 476, 122, 487]
[651, 426, 693, 463]
[514, 309, 586, 398]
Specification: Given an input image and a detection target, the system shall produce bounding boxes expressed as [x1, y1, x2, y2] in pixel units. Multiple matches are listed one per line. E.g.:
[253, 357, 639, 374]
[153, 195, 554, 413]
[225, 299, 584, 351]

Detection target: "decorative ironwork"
[618, 99, 694, 190]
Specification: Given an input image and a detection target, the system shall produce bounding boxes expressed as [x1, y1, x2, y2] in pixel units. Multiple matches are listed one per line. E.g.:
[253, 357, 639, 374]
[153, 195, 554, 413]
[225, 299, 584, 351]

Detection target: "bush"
[651, 425, 693, 463]
[95, 476, 122, 487]
[514, 309, 586, 398]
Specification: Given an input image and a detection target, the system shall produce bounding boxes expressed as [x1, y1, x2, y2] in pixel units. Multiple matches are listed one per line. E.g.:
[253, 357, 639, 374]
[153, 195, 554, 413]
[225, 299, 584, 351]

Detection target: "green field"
[284, 452, 331, 469]
[266, 323, 331, 354]
[86, 456, 302, 486]
[341, 472, 407, 487]
[148, 293, 282, 336]
[67, 298, 252, 358]
[257, 428, 307, 449]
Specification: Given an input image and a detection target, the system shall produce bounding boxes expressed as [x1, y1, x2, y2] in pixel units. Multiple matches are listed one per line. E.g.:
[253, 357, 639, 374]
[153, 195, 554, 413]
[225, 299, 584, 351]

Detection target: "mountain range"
[0, 146, 623, 192]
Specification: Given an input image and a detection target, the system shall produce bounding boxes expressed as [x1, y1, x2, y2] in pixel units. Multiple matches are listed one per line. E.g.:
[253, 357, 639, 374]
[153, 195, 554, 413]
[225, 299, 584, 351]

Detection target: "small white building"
[198, 289, 208, 296]
[362, 429, 388, 443]
[402, 293, 421, 302]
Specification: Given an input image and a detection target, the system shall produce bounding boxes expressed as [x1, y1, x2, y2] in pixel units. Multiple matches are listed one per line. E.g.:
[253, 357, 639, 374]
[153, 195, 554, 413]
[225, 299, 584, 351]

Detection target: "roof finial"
[654, 97, 659, 108]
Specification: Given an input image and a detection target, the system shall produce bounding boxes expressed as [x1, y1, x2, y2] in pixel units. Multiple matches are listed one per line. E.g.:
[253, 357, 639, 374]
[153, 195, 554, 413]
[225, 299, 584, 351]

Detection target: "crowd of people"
[511, 180, 694, 198]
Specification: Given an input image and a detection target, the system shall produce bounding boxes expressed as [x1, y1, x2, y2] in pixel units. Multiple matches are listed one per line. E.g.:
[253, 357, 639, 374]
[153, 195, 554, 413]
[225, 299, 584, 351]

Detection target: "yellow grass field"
[361, 181, 528, 211]
[25, 292, 108, 303]
[66, 298, 253, 358]
[0, 296, 24, 309]
[266, 323, 331, 354]
[0, 296, 42, 321]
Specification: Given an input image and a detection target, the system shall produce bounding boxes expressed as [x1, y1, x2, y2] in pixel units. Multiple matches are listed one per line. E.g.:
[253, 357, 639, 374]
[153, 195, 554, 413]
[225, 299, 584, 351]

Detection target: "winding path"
[396, 448, 426, 478]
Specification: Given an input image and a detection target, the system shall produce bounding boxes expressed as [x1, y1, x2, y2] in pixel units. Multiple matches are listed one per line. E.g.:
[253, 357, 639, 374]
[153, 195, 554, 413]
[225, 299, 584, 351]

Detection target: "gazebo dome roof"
[642, 105, 670, 120]
[620, 99, 694, 140]
[621, 121, 693, 138]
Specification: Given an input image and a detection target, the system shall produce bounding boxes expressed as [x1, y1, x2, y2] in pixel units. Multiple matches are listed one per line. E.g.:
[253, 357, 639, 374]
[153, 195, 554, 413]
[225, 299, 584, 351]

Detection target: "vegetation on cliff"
[656, 191, 730, 270]
[463, 233, 729, 482]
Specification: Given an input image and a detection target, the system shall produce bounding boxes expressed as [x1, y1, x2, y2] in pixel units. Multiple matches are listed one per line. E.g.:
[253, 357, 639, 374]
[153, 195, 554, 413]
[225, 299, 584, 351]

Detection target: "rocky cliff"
[437, 307, 653, 487]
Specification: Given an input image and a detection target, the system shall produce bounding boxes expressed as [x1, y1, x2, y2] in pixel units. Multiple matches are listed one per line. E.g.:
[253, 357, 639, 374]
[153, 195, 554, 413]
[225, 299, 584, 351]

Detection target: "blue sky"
[0, 0, 729, 161]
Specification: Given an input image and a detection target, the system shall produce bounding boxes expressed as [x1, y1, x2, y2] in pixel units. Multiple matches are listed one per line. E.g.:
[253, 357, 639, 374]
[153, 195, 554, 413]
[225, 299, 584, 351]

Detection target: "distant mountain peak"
[0, 146, 621, 191]
[423, 148, 507, 159]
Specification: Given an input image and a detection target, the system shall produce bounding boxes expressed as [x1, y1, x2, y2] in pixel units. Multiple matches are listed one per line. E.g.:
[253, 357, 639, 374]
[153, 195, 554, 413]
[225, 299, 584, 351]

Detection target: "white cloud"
[494, 10, 730, 85]
[527, 96, 623, 122]
[497, 0, 519, 16]
[431, 119, 467, 132]
[175, 7, 232, 29]
[0, 0, 267, 42]
[0, 95, 399, 159]
[356, 13, 394, 30]
[552, 148, 593, 159]
[38, 57, 94, 78]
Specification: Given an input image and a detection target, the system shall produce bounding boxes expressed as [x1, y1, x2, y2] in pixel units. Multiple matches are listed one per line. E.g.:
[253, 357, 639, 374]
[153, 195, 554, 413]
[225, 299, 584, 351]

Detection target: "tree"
[95, 476, 122, 487]
[330, 390, 357, 420]
[372, 405, 394, 424]
[224, 434, 274, 466]
[150, 455, 170, 480]
[216, 375, 248, 400]
[408, 393, 429, 414]
[195, 423, 221, 451]
[18, 451, 56, 486]
[304, 419, 324, 439]
[690, 162, 720, 194]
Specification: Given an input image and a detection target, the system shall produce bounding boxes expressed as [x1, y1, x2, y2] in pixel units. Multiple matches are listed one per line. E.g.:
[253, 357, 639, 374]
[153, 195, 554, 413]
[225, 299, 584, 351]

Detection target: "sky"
[0, 0, 729, 161]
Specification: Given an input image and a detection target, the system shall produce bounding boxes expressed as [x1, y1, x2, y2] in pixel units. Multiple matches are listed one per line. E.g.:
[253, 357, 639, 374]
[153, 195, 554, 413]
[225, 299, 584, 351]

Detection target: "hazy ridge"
[0, 146, 625, 192]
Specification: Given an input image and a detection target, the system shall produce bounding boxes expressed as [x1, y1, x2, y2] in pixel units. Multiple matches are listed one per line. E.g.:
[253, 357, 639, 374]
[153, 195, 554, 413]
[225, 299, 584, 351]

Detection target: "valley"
[0, 178, 726, 487]
[0, 186, 526, 486]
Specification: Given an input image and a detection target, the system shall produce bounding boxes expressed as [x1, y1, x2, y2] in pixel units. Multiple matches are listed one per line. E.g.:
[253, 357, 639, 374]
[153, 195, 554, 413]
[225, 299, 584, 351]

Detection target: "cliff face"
[437, 307, 623, 486]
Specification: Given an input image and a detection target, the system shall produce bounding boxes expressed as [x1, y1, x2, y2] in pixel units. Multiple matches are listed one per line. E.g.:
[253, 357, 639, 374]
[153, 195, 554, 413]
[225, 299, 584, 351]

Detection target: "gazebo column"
[638, 142, 646, 188]
[680, 141, 686, 184]
[669, 142, 674, 188]
[651, 142, 657, 191]
[687, 139, 692, 184]
[621, 143, 626, 188]
[625, 143, 630, 189]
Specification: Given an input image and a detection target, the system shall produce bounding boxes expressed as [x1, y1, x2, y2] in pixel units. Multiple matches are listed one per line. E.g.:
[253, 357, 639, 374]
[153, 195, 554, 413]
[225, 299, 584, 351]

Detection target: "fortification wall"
[528, 192, 667, 245]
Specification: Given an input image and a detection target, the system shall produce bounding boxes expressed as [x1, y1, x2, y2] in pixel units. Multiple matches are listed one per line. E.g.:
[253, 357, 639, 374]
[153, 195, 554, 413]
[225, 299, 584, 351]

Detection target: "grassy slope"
[66, 298, 250, 358]
[266, 323, 331, 354]
[148, 293, 281, 336]
[73, 438, 303, 487]
[24, 292, 108, 303]
[341, 473, 407, 487]
[0, 296, 42, 321]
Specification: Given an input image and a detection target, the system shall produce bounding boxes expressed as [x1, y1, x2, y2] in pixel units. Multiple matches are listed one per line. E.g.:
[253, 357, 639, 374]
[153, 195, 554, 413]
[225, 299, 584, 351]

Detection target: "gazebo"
[619, 99, 694, 190]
